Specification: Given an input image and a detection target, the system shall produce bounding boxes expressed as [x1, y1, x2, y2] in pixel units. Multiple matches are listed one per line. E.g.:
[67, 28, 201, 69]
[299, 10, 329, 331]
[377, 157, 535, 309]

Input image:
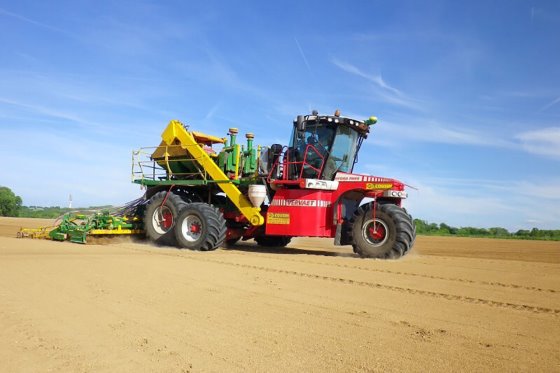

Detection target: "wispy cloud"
[0, 126, 142, 206]
[365, 166, 560, 230]
[531, 7, 560, 23]
[331, 59, 421, 110]
[0, 97, 90, 126]
[414, 176, 560, 201]
[366, 116, 560, 162]
[0, 6, 68, 34]
[515, 127, 560, 159]
[539, 96, 560, 112]
[294, 37, 311, 72]
[405, 178, 560, 230]
[0, 95, 161, 140]
[375, 118, 514, 148]
[204, 103, 221, 120]
[332, 59, 401, 95]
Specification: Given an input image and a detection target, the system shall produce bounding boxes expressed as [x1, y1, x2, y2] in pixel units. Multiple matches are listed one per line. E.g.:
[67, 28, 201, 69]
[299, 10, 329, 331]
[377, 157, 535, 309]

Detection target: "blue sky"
[0, 0, 559, 231]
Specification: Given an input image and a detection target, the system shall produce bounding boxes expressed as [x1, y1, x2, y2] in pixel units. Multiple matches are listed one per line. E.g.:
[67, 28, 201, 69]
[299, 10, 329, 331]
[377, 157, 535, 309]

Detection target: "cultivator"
[17, 225, 56, 239]
[17, 199, 145, 244]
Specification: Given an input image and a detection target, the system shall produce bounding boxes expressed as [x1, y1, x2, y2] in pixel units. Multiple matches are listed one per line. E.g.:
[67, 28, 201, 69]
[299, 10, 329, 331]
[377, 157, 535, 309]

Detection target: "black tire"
[403, 207, 417, 247]
[174, 203, 226, 251]
[144, 191, 187, 246]
[350, 203, 415, 259]
[254, 236, 292, 247]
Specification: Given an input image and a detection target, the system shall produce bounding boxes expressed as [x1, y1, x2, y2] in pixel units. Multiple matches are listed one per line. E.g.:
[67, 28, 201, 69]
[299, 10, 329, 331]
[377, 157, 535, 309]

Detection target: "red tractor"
[133, 110, 415, 259]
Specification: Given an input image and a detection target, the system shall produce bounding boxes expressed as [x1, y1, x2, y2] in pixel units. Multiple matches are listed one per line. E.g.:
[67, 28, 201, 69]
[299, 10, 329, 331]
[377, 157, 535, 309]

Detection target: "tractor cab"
[284, 111, 376, 181]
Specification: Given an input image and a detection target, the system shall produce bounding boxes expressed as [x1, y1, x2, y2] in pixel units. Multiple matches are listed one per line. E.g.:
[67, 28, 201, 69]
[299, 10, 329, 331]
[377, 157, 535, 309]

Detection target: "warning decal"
[268, 213, 290, 225]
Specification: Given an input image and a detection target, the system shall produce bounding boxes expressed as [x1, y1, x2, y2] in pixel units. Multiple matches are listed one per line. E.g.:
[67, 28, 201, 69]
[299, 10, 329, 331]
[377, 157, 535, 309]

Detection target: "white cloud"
[513, 180, 560, 200]
[540, 96, 560, 112]
[331, 59, 422, 110]
[515, 127, 560, 159]
[0, 6, 67, 34]
[0, 126, 143, 206]
[204, 103, 221, 120]
[375, 118, 514, 148]
[400, 176, 560, 230]
[294, 37, 311, 72]
[357, 162, 560, 230]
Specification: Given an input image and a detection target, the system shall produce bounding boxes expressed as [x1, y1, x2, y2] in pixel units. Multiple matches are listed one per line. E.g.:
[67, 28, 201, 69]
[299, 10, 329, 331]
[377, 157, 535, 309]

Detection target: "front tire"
[351, 203, 415, 259]
[174, 203, 226, 251]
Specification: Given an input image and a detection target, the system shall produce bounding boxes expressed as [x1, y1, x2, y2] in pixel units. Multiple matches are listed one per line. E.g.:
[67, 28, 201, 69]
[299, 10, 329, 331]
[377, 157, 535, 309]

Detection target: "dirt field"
[1, 217, 559, 372]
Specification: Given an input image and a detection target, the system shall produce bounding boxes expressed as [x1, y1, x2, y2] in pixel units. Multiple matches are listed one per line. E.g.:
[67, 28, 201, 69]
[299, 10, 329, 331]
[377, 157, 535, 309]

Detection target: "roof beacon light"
[365, 116, 378, 126]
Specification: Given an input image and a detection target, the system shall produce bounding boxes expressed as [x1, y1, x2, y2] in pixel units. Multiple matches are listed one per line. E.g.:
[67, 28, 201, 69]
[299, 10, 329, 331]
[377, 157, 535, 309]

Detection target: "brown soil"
[1, 217, 559, 372]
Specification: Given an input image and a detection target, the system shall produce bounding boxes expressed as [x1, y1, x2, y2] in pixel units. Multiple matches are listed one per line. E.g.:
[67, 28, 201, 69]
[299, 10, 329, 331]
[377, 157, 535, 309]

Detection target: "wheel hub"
[181, 214, 203, 242]
[152, 206, 173, 234]
[362, 218, 389, 246]
[190, 223, 201, 234]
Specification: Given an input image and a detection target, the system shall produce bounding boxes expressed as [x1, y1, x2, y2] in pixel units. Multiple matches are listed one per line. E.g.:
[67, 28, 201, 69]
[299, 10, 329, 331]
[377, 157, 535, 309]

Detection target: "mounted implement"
[17, 200, 145, 244]
[47, 212, 143, 244]
[133, 110, 415, 258]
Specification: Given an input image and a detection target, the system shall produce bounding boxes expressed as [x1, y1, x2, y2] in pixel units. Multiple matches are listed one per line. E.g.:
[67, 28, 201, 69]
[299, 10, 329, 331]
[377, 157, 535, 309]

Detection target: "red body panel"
[264, 172, 406, 238]
[265, 189, 335, 237]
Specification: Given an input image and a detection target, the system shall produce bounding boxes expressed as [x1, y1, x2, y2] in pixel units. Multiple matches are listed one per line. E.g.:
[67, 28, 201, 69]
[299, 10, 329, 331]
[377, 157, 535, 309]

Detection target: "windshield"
[290, 124, 335, 153]
[289, 123, 335, 179]
[288, 122, 360, 180]
[322, 126, 359, 179]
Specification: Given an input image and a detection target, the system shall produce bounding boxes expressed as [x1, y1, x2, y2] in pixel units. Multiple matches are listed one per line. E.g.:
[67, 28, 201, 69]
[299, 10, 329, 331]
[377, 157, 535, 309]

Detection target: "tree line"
[414, 219, 560, 241]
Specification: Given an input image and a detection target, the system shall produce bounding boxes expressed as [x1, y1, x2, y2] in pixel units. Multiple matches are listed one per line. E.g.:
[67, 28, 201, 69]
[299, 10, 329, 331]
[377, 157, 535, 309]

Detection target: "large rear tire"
[351, 203, 415, 259]
[174, 203, 226, 251]
[254, 236, 292, 248]
[144, 191, 187, 246]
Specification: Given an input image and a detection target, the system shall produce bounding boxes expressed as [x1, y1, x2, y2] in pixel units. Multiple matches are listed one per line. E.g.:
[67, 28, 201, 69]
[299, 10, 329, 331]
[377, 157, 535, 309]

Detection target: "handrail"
[267, 144, 326, 183]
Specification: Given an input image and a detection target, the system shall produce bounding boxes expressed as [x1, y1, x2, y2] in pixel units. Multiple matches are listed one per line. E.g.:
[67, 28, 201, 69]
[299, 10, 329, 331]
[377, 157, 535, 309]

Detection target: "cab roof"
[293, 114, 371, 137]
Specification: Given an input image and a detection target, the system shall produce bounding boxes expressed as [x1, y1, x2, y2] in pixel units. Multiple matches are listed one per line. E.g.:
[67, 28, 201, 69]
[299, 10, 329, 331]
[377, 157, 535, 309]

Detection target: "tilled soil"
[1, 217, 559, 372]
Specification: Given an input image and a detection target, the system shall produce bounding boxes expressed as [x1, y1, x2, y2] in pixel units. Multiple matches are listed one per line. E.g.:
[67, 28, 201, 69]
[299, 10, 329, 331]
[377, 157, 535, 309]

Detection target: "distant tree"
[515, 229, 530, 237]
[530, 228, 541, 238]
[438, 223, 450, 234]
[489, 227, 510, 237]
[0, 186, 22, 217]
[427, 223, 438, 232]
[439, 222, 458, 235]
[457, 227, 471, 236]
[414, 219, 428, 233]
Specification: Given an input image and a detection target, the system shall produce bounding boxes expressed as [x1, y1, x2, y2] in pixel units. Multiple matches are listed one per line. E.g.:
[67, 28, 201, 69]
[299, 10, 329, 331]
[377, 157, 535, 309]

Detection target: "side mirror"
[296, 115, 306, 131]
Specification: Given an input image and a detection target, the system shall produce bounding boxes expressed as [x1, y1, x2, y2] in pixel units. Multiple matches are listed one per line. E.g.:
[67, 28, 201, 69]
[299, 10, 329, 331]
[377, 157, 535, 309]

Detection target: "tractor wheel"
[404, 207, 417, 247]
[351, 203, 415, 259]
[144, 191, 187, 246]
[174, 203, 226, 251]
[254, 236, 292, 248]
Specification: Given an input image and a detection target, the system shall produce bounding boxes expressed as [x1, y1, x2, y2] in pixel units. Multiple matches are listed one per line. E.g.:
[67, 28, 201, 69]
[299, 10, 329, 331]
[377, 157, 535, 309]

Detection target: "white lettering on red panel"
[270, 199, 331, 208]
[335, 173, 392, 183]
